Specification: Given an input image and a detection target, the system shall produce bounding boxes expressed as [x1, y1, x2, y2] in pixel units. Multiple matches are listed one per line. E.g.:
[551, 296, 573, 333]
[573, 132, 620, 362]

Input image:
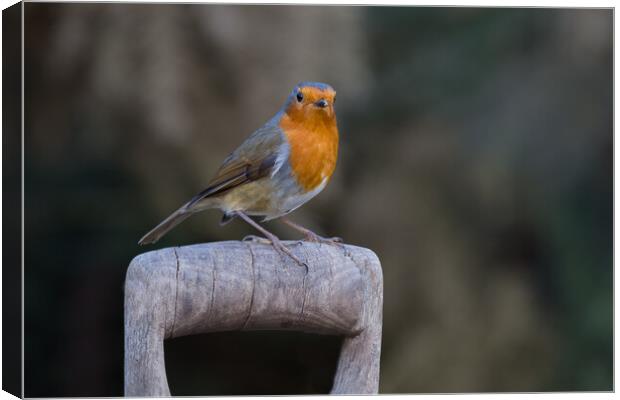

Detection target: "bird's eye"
[333, 96, 336, 104]
[296, 92, 304, 102]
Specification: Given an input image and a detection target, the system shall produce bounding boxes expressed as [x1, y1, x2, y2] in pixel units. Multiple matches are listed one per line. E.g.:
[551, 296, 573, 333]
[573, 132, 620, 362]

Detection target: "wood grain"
[124, 241, 383, 396]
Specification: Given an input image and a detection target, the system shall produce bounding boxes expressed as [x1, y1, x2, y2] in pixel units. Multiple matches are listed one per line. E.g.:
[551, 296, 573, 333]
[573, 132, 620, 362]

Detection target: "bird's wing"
[185, 124, 284, 209]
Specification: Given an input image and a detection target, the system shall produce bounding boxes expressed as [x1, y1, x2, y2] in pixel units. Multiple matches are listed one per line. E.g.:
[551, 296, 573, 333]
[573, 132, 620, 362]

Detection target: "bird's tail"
[138, 207, 193, 245]
[139, 191, 220, 245]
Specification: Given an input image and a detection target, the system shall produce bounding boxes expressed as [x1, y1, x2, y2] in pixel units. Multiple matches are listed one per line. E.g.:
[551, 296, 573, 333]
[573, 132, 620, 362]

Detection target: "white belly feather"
[261, 176, 328, 221]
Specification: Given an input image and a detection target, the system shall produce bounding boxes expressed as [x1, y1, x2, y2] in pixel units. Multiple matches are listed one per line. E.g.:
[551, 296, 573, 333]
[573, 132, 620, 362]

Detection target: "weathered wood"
[124, 241, 383, 396]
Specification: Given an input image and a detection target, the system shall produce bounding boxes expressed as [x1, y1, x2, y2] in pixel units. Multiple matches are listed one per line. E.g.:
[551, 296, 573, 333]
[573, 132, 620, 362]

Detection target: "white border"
[0, 1, 615, 400]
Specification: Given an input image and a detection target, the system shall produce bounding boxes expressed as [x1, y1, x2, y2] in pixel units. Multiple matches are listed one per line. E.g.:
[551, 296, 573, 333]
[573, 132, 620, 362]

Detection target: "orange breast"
[279, 110, 339, 192]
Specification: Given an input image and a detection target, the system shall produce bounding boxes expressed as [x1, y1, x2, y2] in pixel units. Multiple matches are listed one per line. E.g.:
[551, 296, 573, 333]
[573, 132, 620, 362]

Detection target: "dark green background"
[23, 4, 612, 396]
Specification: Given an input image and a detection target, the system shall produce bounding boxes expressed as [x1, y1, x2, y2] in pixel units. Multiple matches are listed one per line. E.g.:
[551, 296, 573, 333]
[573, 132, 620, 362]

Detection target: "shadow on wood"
[124, 241, 383, 396]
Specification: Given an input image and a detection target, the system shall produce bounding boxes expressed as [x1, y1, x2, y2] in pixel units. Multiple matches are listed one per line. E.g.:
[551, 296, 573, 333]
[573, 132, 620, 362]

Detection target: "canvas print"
[2, 2, 613, 397]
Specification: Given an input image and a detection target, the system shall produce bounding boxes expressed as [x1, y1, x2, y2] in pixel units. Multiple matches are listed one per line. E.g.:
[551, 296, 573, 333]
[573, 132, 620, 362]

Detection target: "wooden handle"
[124, 241, 383, 396]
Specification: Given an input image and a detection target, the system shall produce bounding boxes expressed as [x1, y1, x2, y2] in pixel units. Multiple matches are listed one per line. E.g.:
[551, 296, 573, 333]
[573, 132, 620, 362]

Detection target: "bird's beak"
[314, 99, 329, 108]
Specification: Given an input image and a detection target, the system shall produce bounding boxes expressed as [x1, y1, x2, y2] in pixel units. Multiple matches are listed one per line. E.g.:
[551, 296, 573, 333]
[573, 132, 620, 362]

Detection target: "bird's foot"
[301, 232, 350, 257]
[234, 211, 307, 270]
[306, 233, 343, 244]
[243, 235, 308, 270]
[270, 238, 308, 271]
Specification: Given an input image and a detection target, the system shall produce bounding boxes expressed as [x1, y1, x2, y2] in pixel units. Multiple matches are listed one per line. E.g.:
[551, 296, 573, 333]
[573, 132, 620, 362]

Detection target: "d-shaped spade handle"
[124, 241, 383, 396]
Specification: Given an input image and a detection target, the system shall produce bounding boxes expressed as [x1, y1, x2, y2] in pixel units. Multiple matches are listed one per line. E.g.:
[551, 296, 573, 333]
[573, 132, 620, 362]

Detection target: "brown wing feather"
[186, 124, 284, 209]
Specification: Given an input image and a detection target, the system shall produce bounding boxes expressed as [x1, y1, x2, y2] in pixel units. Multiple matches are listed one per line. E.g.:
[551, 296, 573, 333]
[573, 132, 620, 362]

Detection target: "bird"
[138, 81, 341, 266]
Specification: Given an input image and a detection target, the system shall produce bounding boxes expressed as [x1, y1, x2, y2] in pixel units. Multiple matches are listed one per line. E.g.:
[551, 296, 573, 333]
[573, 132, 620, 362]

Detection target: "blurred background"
[22, 4, 612, 396]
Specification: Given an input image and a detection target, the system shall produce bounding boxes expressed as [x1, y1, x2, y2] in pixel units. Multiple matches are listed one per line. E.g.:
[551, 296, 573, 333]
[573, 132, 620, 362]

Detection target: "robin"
[138, 82, 341, 266]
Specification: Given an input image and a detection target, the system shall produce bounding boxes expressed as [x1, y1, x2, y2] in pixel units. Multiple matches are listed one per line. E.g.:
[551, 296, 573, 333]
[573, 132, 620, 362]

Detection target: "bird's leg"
[234, 211, 307, 268]
[280, 217, 344, 245]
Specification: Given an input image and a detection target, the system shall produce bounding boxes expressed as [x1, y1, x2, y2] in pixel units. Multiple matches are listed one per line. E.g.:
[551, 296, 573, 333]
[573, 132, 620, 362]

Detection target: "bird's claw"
[244, 235, 307, 271]
[302, 233, 349, 257]
[271, 240, 308, 271]
[304, 232, 344, 245]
